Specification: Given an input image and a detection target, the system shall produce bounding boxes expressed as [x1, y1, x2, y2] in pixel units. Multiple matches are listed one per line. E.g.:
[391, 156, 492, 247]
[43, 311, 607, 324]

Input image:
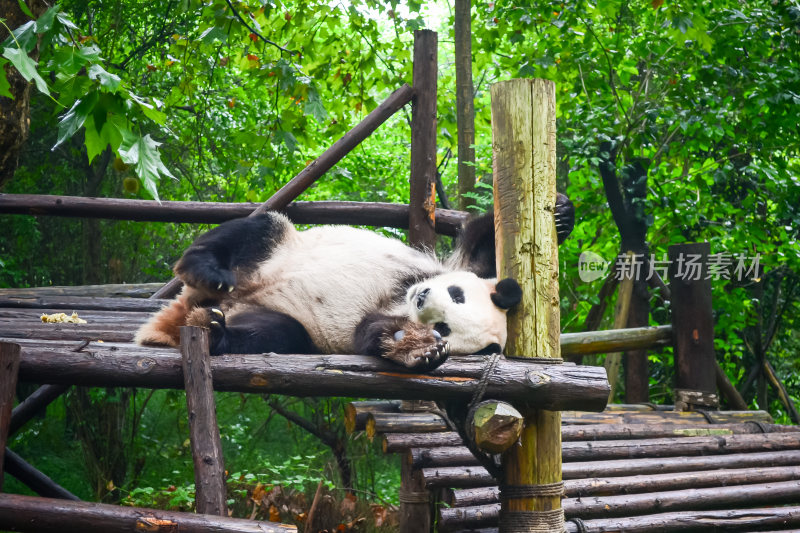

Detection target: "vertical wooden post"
[604, 252, 634, 402]
[398, 455, 431, 533]
[0, 343, 21, 491]
[455, 0, 476, 211]
[492, 79, 563, 532]
[180, 326, 227, 516]
[668, 242, 718, 411]
[409, 29, 438, 250]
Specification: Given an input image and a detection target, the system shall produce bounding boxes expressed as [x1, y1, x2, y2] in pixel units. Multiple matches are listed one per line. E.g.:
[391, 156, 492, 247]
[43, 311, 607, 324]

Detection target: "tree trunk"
[454, 0, 476, 210]
[0, 0, 48, 188]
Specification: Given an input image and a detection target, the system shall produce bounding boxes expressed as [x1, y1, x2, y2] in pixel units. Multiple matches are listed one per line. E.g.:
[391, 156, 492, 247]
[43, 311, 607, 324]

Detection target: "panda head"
[405, 272, 522, 355]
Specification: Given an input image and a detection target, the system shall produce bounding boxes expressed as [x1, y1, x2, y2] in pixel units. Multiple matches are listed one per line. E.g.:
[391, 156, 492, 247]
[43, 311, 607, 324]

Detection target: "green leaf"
[304, 90, 327, 123]
[55, 12, 79, 31]
[0, 59, 12, 99]
[35, 5, 60, 34]
[83, 113, 106, 164]
[76, 44, 102, 62]
[87, 64, 121, 92]
[2, 47, 49, 95]
[54, 91, 99, 148]
[16, 0, 34, 18]
[2, 21, 36, 53]
[118, 132, 175, 202]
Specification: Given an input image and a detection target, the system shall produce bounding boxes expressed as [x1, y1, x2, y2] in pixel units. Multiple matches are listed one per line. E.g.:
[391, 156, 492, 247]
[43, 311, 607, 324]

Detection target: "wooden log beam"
[180, 327, 227, 516]
[560, 325, 671, 357]
[408, 29, 438, 250]
[414, 432, 800, 467]
[0, 195, 468, 237]
[0, 322, 137, 343]
[0, 342, 20, 490]
[382, 432, 463, 453]
[440, 480, 800, 528]
[0, 283, 163, 299]
[561, 409, 772, 425]
[367, 412, 448, 439]
[424, 450, 800, 488]
[448, 465, 800, 506]
[0, 493, 296, 533]
[0, 296, 168, 312]
[14, 340, 610, 408]
[469, 400, 523, 454]
[492, 77, 567, 531]
[344, 400, 401, 434]
[9, 384, 70, 436]
[4, 449, 80, 501]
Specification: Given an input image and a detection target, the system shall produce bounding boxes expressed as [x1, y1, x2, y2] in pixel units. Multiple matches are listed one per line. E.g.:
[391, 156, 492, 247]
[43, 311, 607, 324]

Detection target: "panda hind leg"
[354, 314, 450, 371]
[186, 307, 316, 355]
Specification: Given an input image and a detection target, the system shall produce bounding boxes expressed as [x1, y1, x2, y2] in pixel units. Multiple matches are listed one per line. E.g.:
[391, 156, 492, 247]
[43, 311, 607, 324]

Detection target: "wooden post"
[0, 342, 20, 491]
[180, 326, 227, 516]
[668, 242, 717, 411]
[399, 456, 431, 533]
[492, 79, 564, 532]
[409, 29, 438, 250]
[604, 251, 634, 402]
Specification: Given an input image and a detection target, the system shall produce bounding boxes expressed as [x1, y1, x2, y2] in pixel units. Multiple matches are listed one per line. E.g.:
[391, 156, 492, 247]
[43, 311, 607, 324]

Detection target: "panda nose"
[416, 288, 430, 310]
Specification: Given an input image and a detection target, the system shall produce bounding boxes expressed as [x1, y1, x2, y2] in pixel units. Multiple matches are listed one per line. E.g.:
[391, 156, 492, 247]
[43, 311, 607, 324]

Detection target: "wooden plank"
[408, 29, 438, 250]
[0, 296, 168, 312]
[180, 327, 227, 516]
[0, 342, 20, 490]
[0, 283, 161, 299]
[560, 325, 670, 356]
[0, 493, 296, 532]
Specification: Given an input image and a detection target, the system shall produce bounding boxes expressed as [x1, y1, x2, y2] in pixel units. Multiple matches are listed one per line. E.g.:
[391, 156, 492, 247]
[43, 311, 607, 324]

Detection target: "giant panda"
[135, 194, 574, 371]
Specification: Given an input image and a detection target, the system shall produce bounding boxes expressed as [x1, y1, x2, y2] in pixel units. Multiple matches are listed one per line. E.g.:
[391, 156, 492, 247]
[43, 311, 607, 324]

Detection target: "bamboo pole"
[180, 327, 227, 516]
[492, 79, 569, 532]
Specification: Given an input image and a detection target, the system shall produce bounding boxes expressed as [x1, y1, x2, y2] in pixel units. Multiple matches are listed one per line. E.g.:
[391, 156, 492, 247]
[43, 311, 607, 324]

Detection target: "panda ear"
[490, 278, 522, 309]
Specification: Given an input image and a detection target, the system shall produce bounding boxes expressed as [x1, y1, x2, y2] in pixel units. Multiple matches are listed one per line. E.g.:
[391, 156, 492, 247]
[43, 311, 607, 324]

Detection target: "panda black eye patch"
[434, 322, 451, 337]
[447, 285, 465, 304]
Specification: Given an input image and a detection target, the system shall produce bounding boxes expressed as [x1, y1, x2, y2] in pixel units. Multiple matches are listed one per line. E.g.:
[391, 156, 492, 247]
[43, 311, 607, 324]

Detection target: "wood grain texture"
[491, 79, 566, 521]
[0, 343, 20, 491]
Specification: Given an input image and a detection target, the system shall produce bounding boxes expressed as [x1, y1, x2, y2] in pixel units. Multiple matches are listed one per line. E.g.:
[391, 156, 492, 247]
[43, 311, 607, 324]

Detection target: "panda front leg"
[186, 306, 316, 355]
[354, 314, 450, 371]
[174, 213, 291, 295]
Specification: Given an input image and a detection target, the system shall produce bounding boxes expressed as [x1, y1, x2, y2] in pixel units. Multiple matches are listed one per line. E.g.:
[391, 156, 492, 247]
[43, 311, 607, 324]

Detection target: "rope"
[568, 517, 589, 533]
[746, 420, 771, 433]
[398, 488, 430, 504]
[498, 509, 565, 532]
[470, 352, 503, 407]
[500, 482, 565, 500]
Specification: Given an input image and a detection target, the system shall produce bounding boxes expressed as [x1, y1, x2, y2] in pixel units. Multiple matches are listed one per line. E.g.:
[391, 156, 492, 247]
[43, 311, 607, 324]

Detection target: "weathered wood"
[409, 30, 438, 250]
[715, 360, 749, 410]
[448, 465, 800, 506]
[4, 449, 80, 501]
[153, 83, 417, 300]
[492, 78, 566, 530]
[0, 322, 137, 343]
[0, 493, 296, 532]
[0, 283, 162, 299]
[624, 279, 650, 403]
[14, 340, 610, 408]
[454, 0, 476, 211]
[469, 400, 523, 454]
[180, 327, 226, 516]
[413, 432, 800, 467]
[424, 450, 800, 488]
[441, 480, 800, 528]
[0, 343, 20, 490]
[560, 325, 671, 357]
[399, 450, 431, 533]
[561, 409, 773, 425]
[561, 422, 792, 441]
[562, 507, 800, 533]
[382, 432, 464, 453]
[344, 400, 402, 434]
[669, 242, 716, 399]
[604, 252, 634, 402]
[0, 308, 152, 322]
[563, 450, 800, 479]
[9, 384, 70, 436]
[0, 296, 168, 312]
[367, 412, 448, 440]
[0, 195, 468, 236]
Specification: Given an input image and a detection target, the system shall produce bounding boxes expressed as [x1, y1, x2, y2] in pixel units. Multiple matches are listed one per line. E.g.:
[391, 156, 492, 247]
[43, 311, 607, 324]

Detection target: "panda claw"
[211, 308, 224, 319]
[210, 320, 221, 328]
[217, 282, 224, 291]
[228, 285, 235, 293]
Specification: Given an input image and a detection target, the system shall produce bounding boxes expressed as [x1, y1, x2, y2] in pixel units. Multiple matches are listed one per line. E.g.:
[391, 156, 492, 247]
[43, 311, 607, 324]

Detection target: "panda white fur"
[135, 195, 573, 371]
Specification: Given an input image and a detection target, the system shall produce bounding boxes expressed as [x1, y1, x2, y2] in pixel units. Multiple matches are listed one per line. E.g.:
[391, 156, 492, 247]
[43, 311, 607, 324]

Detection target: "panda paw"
[381, 322, 450, 371]
[186, 307, 228, 355]
[178, 263, 237, 294]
